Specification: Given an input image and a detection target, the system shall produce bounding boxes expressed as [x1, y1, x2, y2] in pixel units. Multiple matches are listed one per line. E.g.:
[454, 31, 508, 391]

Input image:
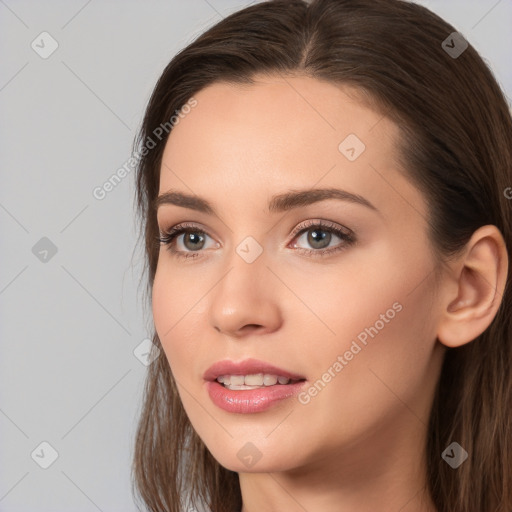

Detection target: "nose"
[209, 250, 283, 339]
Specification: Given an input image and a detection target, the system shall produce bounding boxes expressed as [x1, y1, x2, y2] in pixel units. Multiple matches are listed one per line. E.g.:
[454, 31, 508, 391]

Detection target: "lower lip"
[206, 380, 306, 414]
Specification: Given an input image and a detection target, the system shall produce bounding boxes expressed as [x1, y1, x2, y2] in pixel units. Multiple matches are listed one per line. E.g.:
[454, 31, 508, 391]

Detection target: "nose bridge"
[209, 238, 282, 336]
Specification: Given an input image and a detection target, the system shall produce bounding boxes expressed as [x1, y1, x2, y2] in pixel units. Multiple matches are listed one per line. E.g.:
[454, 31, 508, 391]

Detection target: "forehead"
[158, 75, 426, 223]
[162, 75, 395, 165]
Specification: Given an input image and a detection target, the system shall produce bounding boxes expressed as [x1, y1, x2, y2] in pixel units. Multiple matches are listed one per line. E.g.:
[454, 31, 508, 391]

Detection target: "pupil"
[185, 232, 204, 250]
[308, 229, 331, 249]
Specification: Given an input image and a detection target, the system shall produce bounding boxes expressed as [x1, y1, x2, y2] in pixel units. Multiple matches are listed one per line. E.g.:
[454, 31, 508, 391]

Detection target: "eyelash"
[156, 220, 356, 260]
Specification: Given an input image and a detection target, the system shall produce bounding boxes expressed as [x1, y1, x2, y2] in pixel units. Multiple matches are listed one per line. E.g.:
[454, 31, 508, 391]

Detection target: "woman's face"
[152, 75, 446, 474]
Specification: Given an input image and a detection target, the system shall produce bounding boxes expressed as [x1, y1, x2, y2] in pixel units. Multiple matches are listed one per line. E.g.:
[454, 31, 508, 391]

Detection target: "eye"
[157, 219, 355, 260]
[157, 222, 219, 260]
[289, 219, 355, 257]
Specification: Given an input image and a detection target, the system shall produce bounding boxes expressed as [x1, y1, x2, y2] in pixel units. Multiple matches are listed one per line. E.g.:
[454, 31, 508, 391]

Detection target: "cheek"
[272, 239, 431, 356]
[286, 242, 440, 426]
[151, 263, 207, 379]
[297, 262, 440, 442]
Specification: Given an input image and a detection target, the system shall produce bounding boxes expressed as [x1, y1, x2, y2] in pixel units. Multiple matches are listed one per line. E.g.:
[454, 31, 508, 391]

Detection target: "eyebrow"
[154, 188, 378, 215]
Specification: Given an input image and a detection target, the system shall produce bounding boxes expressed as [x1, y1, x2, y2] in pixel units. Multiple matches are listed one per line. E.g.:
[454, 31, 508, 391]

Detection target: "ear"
[436, 225, 509, 348]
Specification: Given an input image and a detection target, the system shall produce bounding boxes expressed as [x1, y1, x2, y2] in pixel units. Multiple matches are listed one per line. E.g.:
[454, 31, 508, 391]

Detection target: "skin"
[152, 75, 508, 512]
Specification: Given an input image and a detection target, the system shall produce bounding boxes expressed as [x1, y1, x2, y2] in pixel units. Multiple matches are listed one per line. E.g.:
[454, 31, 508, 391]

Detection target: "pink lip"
[203, 357, 306, 382]
[206, 380, 306, 414]
[203, 358, 307, 414]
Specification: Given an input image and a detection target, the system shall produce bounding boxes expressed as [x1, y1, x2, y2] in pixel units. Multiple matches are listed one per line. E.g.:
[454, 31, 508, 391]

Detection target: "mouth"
[215, 373, 305, 390]
[203, 358, 307, 413]
[203, 357, 306, 386]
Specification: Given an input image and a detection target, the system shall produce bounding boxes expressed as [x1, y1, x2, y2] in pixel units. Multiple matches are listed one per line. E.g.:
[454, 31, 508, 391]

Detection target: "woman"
[131, 1, 512, 511]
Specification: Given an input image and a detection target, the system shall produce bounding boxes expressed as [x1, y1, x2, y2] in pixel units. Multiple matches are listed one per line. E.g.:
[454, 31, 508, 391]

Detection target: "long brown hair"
[131, 1, 512, 511]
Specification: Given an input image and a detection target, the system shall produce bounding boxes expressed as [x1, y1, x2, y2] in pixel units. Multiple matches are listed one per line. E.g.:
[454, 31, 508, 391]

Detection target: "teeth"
[216, 373, 295, 388]
[244, 373, 264, 386]
[263, 374, 278, 386]
[230, 375, 245, 386]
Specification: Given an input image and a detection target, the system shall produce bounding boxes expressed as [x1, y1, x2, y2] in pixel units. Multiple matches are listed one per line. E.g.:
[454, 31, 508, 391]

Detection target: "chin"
[205, 442, 300, 474]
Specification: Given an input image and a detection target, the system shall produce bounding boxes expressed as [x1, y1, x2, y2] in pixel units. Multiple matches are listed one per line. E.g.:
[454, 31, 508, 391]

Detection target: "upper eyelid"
[158, 219, 348, 232]
[159, 219, 352, 243]
[291, 219, 352, 236]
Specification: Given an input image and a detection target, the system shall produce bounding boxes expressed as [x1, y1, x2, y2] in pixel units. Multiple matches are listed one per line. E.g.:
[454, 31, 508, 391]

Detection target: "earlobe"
[437, 225, 508, 348]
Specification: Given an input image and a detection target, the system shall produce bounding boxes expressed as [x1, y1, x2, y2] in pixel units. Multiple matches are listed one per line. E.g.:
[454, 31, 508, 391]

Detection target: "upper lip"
[203, 358, 306, 381]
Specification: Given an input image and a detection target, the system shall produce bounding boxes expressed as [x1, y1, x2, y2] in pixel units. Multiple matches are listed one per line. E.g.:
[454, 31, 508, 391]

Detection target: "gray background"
[0, 1, 510, 511]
